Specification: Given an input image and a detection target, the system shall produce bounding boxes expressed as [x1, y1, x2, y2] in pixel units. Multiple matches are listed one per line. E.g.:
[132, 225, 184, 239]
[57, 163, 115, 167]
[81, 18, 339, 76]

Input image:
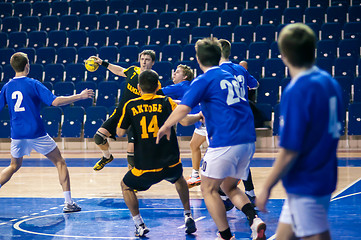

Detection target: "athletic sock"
[63, 191, 72, 204]
[184, 210, 192, 217]
[191, 169, 199, 178]
[241, 203, 257, 226]
[242, 170, 255, 192]
[132, 214, 144, 226]
[219, 227, 233, 240]
[102, 150, 111, 159]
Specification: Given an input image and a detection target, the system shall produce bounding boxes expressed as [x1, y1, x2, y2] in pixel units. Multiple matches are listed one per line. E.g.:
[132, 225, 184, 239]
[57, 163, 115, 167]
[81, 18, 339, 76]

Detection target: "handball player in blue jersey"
[257, 23, 343, 240]
[157, 38, 266, 240]
[0, 52, 94, 213]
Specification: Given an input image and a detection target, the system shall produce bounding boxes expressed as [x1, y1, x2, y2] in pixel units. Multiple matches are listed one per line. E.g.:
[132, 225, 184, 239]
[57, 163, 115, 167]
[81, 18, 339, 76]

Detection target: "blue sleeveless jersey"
[279, 67, 343, 196]
[0, 77, 56, 139]
[181, 66, 256, 148]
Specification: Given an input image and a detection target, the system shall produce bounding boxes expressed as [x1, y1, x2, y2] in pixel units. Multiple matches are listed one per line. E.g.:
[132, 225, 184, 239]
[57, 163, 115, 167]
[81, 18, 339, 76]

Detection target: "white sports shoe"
[186, 175, 201, 188]
[250, 217, 266, 240]
[135, 223, 149, 237]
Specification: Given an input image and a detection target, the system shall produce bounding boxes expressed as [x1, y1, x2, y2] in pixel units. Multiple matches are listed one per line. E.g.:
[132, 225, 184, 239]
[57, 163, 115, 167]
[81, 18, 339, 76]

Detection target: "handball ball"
[85, 57, 99, 72]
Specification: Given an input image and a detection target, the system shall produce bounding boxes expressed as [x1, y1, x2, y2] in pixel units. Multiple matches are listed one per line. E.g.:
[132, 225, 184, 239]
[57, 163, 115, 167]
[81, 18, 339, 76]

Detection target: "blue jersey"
[220, 61, 258, 100]
[0, 77, 56, 139]
[279, 67, 343, 196]
[161, 80, 191, 100]
[181, 66, 256, 148]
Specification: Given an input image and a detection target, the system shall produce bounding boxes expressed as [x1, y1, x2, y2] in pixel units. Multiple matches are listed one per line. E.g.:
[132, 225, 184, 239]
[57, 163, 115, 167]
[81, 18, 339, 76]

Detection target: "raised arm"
[52, 89, 94, 106]
[92, 56, 127, 77]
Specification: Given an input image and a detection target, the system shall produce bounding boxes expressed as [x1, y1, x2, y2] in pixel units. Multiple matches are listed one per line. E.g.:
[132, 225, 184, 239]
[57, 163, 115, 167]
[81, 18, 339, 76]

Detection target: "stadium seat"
[54, 82, 75, 97]
[99, 14, 118, 32]
[149, 28, 171, 46]
[262, 8, 282, 26]
[44, 64, 65, 83]
[57, 47, 77, 65]
[255, 24, 276, 45]
[220, 9, 241, 28]
[270, 41, 281, 58]
[0, 2, 13, 18]
[268, 0, 287, 10]
[2, 64, 15, 83]
[118, 13, 138, 31]
[229, 42, 247, 63]
[139, 12, 158, 29]
[162, 44, 182, 63]
[8, 32, 27, 50]
[61, 106, 85, 138]
[147, 0, 167, 13]
[88, 30, 108, 49]
[316, 58, 333, 75]
[84, 106, 108, 138]
[74, 81, 97, 108]
[51, 1, 69, 16]
[0, 33, 7, 49]
[59, 15, 78, 31]
[119, 45, 140, 63]
[19, 47, 35, 64]
[159, 12, 179, 29]
[234, 25, 255, 46]
[249, 42, 269, 61]
[68, 30, 87, 49]
[108, 29, 128, 47]
[79, 14, 98, 31]
[13, 2, 31, 18]
[182, 44, 196, 62]
[212, 26, 232, 42]
[317, 40, 338, 59]
[305, 7, 325, 26]
[70, 0, 89, 16]
[247, 0, 266, 11]
[179, 11, 200, 28]
[348, 103, 361, 135]
[108, 0, 127, 15]
[227, 0, 246, 11]
[28, 64, 44, 82]
[326, 6, 347, 25]
[191, 26, 212, 43]
[288, 0, 308, 10]
[41, 106, 62, 138]
[344, 22, 361, 40]
[167, 0, 186, 13]
[128, 0, 147, 14]
[35, 47, 56, 65]
[348, 5, 361, 22]
[0, 107, 10, 138]
[257, 78, 280, 107]
[78, 46, 98, 64]
[283, 7, 304, 24]
[353, 77, 361, 103]
[89, 0, 108, 15]
[33, 1, 51, 17]
[0, 48, 15, 66]
[86, 65, 107, 84]
[2, 16, 21, 33]
[207, 0, 226, 12]
[128, 28, 149, 47]
[321, 23, 342, 42]
[48, 30, 67, 50]
[97, 81, 120, 108]
[170, 27, 191, 45]
[187, 0, 206, 12]
[65, 63, 85, 83]
[21, 16, 40, 33]
[40, 16, 59, 32]
[200, 10, 220, 27]
[264, 58, 285, 80]
[246, 58, 263, 79]
[272, 104, 280, 136]
[152, 61, 173, 82]
[99, 46, 119, 63]
[310, 0, 330, 9]
[241, 9, 261, 26]
[306, 23, 321, 40]
[338, 39, 360, 61]
[335, 76, 352, 110]
[334, 57, 357, 77]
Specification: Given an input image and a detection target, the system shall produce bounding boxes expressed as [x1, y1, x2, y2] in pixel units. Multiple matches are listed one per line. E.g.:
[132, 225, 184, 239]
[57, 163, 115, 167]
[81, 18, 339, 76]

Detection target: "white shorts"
[279, 193, 331, 237]
[194, 125, 207, 137]
[11, 134, 57, 158]
[201, 142, 255, 180]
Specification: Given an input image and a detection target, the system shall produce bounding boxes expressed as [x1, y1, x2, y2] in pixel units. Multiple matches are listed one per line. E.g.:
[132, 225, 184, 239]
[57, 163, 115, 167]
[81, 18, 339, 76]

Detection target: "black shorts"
[123, 162, 183, 191]
[101, 108, 134, 143]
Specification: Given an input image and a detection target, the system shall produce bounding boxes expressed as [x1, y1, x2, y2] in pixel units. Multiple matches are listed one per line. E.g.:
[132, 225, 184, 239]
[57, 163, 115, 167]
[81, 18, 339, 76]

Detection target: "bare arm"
[52, 89, 94, 106]
[92, 56, 127, 77]
[116, 128, 127, 138]
[256, 148, 298, 211]
[179, 113, 203, 126]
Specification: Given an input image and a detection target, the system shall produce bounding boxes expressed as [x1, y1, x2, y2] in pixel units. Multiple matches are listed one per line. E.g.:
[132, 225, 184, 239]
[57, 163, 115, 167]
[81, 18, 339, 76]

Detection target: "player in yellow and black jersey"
[116, 70, 201, 237]
[91, 50, 157, 171]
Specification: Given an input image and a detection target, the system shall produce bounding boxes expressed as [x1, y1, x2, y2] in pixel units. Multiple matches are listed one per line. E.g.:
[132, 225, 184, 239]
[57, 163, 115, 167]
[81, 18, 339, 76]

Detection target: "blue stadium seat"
[321, 23, 342, 42]
[272, 104, 280, 136]
[119, 45, 140, 63]
[306, 23, 321, 40]
[162, 44, 182, 63]
[21, 16, 40, 33]
[33, 1, 51, 17]
[229, 42, 247, 63]
[344, 22, 361, 40]
[78, 46, 98, 64]
[99, 46, 119, 63]
[28, 64, 44, 82]
[99, 14, 118, 32]
[86, 65, 107, 84]
[0, 107, 11, 138]
[147, 0, 167, 13]
[234, 25, 255, 46]
[249, 42, 269, 61]
[331, 0, 349, 6]
[354, 77, 361, 103]
[246, 58, 263, 79]
[41, 106, 62, 138]
[0, 48, 15, 66]
[283, 7, 304, 24]
[128, 28, 149, 47]
[108, 62, 128, 82]
[268, 0, 287, 10]
[255, 24, 276, 45]
[68, 30, 87, 49]
[348, 5, 361, 22]
[179, 11, 200, 28]
[152, 61, 173, 82]
[74, 81, 97, 108]
[334, 57, 357, 77]
[264, 58, 285, 80]
[170, 27, 191, 45]
[257, 77, 279, 107]
[288, 0, 308, 10]
[191, 26, 212, 43]
[207, 0, 226, 12]
[247, 0, 266, 11]
[176, 123, 195, 136]
[139, 12, 158, 30]
[317, 40, 338, 59]
[0, 33, 7, 49]
[118, 13, 138, 31]
[187, 0, 205, 12]
[255, 103, 273, 123]
[8, 32, 27, 50]
[128, 0, 147, 14]
[159, 12, 179, 29]
[305, 7, 325, 26]
[199, 10, 219, 27]
[2, 16, 21, 33]
[44, 63, 65, 83]
[270, 41, 281, 58]
[84, 106, 108, 138]
[310, 0, 330, 9]
[241, 9, 261, 26]
[60, 15, 78, 31]
[0, 2, 12, 18]
[335, 76, 352, 110]
[108, 29, 128, 47]
[57, 47, 77, 65]
[79, 14, 98, 32]
[182, 44, 196, 62]
[54, 82, 75, 97]
[212, 26, 232, 41]
[48, 30, 67, 50]
[14, 2, 31, 18]
[348, 103, 361, 135]
[40, 16, 59, 32]
[61, 106, 85, 138]
[262, 8, 282, 26]
[220, 9, 241, 28]
[88, 30, 108, 49]
[226, 0, 246, 11]
[70, 0, 89, 16]
[19, 47, 35, 64]
[316, 58, 333, 75]
[326, 6, 347, 25]
[51, 1, 69, 16]
[96, 81, 120, 108]
[3, 64, 15, 83]
[65, 63, 85, 83]
[338, 39, 360, 61]
[89, 0, 108, 15]
[167, 0, 185, 13]
[149, 28, 171, 46]
[108, 0, 127, 15]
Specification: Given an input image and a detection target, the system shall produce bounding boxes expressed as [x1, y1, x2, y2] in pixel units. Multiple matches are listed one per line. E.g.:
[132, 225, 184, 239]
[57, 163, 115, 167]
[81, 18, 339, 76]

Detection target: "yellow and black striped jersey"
[118, 94, 179, 170]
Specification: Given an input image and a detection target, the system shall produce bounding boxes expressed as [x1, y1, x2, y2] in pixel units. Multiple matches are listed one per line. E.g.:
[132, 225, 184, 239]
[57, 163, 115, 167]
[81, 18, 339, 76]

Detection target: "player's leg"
[276, 222, 299, 240]
[187, 130, 206, 187]
[0, 156, 23, 187]
[243, 169, 256, 205]
[93, 127, 114, 170]
[127, 129, 135, 171]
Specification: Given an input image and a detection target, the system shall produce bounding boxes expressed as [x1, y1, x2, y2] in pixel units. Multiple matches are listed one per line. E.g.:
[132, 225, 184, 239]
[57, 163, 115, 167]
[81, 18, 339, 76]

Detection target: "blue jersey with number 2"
[280, 67, 343, 196]
[181, 66, 255, 148]
[0, 77, 56, 139]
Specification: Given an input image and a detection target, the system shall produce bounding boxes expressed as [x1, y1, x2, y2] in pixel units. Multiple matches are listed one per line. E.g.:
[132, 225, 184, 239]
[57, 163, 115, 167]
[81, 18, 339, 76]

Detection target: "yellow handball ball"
[85, 57, 99, 72]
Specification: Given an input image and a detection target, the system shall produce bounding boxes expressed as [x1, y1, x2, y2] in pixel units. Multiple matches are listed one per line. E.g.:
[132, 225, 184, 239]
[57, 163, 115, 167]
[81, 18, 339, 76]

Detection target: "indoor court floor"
[0, 150, 360, 239]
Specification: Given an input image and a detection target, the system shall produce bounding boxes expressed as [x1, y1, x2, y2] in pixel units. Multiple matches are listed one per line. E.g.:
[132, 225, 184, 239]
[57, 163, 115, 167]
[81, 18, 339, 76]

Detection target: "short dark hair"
[219, 39, 231, 59]
[139, 50, 156, 62]
[177, 64, 194, 81]
[10, 52, 28, 73]
[139, 69, 159, 93]
[195, 38, 221, 67]
[278, 23, 316, 68]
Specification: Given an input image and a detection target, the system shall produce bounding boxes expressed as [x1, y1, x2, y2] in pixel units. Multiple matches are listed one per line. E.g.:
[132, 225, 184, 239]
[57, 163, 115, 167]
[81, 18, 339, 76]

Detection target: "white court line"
[332, 176, 361, 199]
[177, 216, 206, 229]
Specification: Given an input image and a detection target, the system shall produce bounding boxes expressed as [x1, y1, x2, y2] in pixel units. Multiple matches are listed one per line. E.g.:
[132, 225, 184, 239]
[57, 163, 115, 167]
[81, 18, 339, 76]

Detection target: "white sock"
[102, 150, 111, 159]
[191, 169, 199, 178]
[132, 214, 144, 226]
[63, 191, 72, 204]
[245, 190, 256, 197]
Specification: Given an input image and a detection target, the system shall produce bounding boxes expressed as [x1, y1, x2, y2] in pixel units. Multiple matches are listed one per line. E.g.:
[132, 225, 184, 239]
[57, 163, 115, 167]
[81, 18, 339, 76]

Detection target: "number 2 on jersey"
[220, 77, 246, 106]
[12, 91, 25, 112]
[140, 115, 159, 139]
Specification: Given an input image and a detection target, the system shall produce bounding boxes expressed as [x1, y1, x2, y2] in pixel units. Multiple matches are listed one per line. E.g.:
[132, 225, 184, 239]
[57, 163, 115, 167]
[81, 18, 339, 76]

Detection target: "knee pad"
[94, 132, 107, 145]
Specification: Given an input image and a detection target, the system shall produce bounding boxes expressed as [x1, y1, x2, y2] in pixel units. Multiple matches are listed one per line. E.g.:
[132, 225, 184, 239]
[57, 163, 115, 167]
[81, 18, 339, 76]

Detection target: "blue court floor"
[0, 158, 360, 239]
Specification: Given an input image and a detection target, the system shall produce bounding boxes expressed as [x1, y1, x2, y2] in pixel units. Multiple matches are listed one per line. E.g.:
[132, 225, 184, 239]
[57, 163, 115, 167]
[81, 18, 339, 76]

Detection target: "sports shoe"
[215, 232, 236, 240]
[63, 202, 81, 213]
[135, 223, 149, 237]
[184, 215, 197, 234]
[186, 175, 201, 188]
[250, 217, 266, 240]
[93, 155, 114, 171]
